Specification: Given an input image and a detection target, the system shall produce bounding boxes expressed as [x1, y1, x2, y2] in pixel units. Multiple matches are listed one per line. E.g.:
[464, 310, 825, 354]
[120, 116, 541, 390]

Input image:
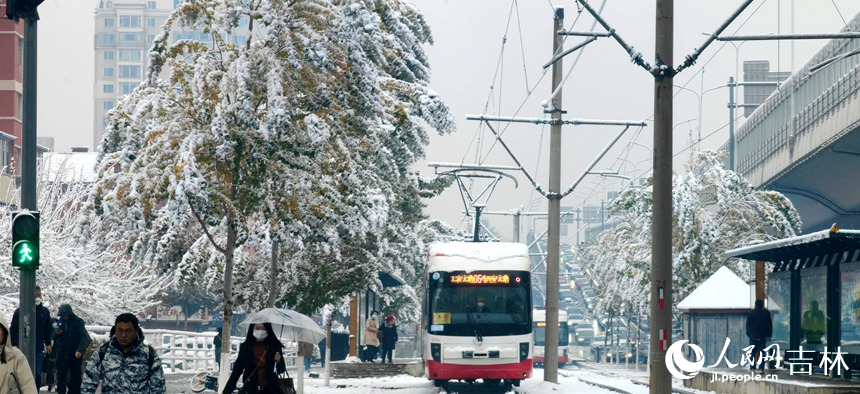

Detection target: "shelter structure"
[678, 266, 778, 364]
[727, 225, 860, 376]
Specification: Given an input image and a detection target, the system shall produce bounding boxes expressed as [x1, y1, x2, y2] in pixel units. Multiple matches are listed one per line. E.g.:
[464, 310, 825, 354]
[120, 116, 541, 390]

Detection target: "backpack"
[99, 341, 157, 380]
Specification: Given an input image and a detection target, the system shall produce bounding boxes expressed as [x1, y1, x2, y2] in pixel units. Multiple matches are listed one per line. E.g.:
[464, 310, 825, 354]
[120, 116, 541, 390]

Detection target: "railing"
[86, 326, 299, 373]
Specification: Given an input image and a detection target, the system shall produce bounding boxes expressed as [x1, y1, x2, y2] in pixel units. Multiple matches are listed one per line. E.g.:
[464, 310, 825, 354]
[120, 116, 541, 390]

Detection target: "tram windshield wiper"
[467, 310, 483, 342]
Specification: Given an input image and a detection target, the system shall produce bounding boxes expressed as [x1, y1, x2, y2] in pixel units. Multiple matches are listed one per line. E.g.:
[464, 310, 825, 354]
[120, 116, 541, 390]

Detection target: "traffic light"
[11, 210, 39, 269]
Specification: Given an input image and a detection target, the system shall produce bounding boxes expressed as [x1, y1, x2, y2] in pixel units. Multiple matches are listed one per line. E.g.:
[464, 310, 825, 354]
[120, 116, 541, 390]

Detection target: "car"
[575, 327, 595, 345]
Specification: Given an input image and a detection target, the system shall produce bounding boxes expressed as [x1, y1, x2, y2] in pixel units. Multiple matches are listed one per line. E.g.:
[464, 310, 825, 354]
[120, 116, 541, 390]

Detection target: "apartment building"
[94, 0, 249, 150]
[0, 0, 25, 199]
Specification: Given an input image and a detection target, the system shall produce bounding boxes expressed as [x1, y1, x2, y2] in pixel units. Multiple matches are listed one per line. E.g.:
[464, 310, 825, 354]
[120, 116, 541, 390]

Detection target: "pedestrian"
[43, 317, 59, 392]
[363, 310, 380, 363]
[53, 304, 91, 394]
[379, 315, 399, 364]
[10, 285, 53, 392]
[801, 299, 825, 344]
[745, 299, 773, 371]
[0, 315, 37, 394]
[213, 328, 223, 371]
[221, 323, 286, 394]
[299, 341, 314, 373]
[81, 313, 166, 394]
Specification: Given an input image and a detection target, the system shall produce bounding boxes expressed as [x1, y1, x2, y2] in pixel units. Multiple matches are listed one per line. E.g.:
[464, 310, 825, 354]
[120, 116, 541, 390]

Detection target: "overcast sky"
[34, 0, 860, 241]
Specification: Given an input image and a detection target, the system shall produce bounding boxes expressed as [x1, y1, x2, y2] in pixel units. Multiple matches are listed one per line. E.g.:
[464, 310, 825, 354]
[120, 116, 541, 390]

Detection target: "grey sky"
[33, 0, 859, 240]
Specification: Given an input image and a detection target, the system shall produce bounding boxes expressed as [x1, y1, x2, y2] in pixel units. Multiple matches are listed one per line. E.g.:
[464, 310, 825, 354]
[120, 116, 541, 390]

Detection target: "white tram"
[532, 308, 569, 368]
[422, 242, 533, 390]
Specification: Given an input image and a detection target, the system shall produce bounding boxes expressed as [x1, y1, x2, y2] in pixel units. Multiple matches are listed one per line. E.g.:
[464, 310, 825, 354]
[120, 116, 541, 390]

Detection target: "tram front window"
[534, 323, 570, 346]
[428, 271, 532, 336]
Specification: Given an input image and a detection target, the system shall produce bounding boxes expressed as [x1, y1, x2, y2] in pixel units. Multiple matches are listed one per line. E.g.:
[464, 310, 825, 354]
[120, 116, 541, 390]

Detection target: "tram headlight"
[431, 343, 442, 363]
[519, 342, 530, 363]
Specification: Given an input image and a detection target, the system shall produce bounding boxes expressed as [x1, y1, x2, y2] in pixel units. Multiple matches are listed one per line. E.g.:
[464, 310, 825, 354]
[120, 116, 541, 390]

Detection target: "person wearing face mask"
[10, 285, 53, 392]
[473, 296, 491, 313]
[362, 310, 380, 363]
[222, 323, 286, 394]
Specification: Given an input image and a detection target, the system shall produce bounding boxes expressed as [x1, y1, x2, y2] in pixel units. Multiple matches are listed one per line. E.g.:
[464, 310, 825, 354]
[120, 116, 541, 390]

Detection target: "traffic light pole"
[19, 16, 39, 375]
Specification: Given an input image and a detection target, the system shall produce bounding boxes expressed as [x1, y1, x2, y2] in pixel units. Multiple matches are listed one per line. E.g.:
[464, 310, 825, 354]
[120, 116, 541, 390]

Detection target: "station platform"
[686, 368, 860, 394]
[330, 359, 424, 378]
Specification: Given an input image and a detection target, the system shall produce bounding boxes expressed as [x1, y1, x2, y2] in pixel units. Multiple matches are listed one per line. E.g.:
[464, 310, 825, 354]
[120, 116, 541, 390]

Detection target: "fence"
[87, 326, 299, 373]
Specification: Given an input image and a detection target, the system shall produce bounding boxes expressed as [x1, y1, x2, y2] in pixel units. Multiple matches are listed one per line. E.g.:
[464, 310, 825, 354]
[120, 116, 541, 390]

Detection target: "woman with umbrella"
[221, 323, 286, 394]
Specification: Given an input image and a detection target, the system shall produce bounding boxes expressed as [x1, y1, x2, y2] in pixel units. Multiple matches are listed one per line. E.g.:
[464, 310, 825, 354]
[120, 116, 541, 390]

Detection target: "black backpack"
[98, 341, 157, 380]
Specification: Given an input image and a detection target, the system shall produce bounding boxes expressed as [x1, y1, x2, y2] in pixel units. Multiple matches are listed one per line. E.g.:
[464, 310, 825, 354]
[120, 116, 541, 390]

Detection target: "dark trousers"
[56, 355, 83, 394]
[363, 345, 378, 361]
[34, 351, 44, 390]
[214, 347, 222, 371]
[380, 347, 393, 363]
[749, 337, 766, 370]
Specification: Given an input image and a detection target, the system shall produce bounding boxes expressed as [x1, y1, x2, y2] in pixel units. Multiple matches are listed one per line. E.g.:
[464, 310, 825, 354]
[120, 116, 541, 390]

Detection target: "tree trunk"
[217, 212, 239, 388]
[267, 240, 279, 308]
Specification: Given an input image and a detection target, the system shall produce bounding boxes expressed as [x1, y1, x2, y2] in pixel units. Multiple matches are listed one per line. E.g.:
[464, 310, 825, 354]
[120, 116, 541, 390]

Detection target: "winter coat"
[746, 306, 773, 340]
[0, 315, 37, 394]
[299, 341, 314, 360]
[380, 323, 398, 351]
[223, 338, 286, 394]
[10, 303, 53, 352]
[363, 317, 379, 347]
[81, 335, 166, 394]
[53, 313, 91, 359]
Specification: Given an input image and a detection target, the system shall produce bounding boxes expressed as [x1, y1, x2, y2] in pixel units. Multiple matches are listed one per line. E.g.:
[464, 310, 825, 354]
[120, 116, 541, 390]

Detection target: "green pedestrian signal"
[11, 211, 39, 269]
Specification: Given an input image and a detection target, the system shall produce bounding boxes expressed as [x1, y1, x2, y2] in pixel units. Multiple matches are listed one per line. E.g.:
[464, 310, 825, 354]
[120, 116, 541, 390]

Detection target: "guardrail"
[86, 326, 299, 373]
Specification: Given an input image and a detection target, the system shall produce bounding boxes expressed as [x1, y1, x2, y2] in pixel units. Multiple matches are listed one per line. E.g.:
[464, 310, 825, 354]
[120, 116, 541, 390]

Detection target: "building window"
[104, 18, 115, 27]
[103, 84, 114, 94]
[0, 140, 11, 174]
[147, 35, 156, 43]
[104, 101, 115, 110]
[104, 68, 114, 77]
[18, 37, 23, 65]
[120, 15, 141, 28]
[104, 34, 115, 45]
[16, 93, 23, 121]
[120, 82, 137, 95]
[118, 49, 141, 62]
[147, 17, 157, 28]
[119, 65, 141, 79]
[148, 1, 156, 9]
[119, 32, 143, 42]
[104, 51, 114, 60]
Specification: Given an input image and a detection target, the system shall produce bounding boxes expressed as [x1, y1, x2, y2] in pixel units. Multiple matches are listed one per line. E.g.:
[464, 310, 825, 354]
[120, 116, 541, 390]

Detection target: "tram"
[422, 242, 533, 390]
[532, 308, 569, 368]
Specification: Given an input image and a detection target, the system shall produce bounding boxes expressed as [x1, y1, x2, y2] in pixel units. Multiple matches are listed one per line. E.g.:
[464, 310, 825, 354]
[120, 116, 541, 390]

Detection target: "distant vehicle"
[532, 309, 569, 368]
[563, 297, 573, 303]
[574, 326, 595, 345]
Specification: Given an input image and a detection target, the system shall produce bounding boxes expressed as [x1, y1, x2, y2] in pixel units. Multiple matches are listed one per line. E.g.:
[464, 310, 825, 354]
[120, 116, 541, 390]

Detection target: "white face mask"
[477, 302, 485, 308]
[35, 298, 42, 305]
[253, 330, 268, 341]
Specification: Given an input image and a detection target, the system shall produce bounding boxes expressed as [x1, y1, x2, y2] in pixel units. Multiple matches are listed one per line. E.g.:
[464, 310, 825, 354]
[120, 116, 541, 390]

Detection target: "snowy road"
[163, 366, 654, 393]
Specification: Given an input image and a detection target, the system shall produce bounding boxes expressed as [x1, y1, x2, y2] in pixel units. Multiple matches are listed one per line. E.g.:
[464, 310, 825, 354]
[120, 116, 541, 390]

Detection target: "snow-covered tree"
[81, 1, 454, 381]
[0, 156, 163, 324]
[588, 150, 801, 317]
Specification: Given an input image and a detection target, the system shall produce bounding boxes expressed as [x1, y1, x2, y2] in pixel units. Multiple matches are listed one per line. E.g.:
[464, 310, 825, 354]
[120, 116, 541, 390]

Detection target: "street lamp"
[674, 84, 732, 149]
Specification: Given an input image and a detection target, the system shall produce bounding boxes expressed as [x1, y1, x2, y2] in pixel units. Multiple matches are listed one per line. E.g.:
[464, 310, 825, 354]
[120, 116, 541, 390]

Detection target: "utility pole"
[543, 6, 564, 384]
[650, 0, 673, 391]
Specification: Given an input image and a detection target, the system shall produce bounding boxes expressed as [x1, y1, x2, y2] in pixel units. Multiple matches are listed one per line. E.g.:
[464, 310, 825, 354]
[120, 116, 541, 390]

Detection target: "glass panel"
[768, 272, 791, 351]
[801, 266, 827, 348]
[428, 271, 531, 337]
[841, 262, 860, 355]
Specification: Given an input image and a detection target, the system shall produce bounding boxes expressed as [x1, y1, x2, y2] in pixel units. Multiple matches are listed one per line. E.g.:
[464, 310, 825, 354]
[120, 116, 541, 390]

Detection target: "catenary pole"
[544, 6, 564, 384]
[650, 0, 673, 392]
[19, 15, 39, 376]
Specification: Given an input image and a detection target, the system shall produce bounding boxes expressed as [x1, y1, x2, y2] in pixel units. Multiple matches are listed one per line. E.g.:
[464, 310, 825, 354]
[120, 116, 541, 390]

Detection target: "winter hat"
[385, 315, 395, 323]
[58, 304, 74, 317]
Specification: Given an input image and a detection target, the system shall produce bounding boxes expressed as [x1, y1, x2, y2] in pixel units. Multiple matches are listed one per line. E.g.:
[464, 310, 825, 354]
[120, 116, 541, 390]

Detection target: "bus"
[532, 309, 569, 368]
[423, 242, 533, 391]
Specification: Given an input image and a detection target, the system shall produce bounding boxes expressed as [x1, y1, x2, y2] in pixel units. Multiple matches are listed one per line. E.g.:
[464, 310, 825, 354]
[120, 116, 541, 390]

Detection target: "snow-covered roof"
[41, 152, 99, 183]
[726, 226, 860, 262]
[678, 266, 751, 311]
[427, 242, 528, 262]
